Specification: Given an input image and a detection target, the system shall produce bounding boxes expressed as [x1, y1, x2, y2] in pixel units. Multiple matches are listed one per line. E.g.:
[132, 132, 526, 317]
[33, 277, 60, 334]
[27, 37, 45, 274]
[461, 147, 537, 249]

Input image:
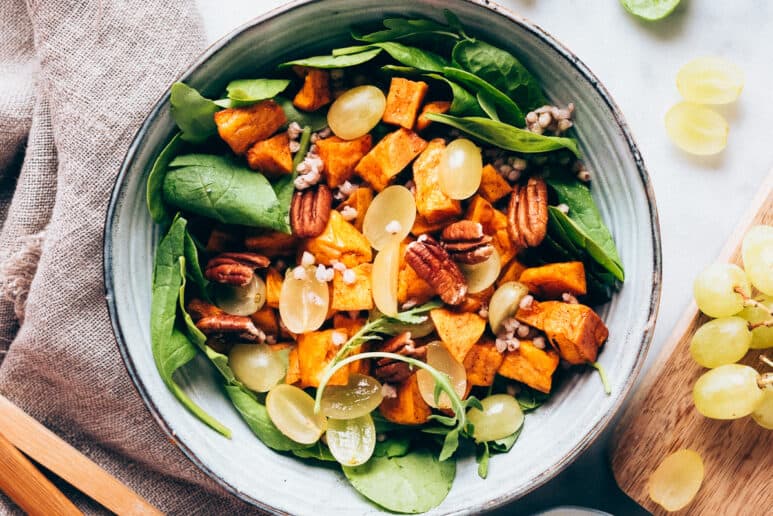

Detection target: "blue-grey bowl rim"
[103, 0, 662, 513]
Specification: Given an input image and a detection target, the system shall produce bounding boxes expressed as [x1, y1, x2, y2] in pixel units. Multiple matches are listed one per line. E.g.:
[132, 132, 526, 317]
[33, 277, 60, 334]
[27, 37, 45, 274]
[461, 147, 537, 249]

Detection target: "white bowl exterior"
[106, 1, 660, 514]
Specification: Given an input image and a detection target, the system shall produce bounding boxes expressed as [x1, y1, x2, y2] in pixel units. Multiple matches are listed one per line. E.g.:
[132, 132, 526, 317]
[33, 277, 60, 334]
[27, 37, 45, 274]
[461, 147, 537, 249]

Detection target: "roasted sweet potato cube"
[382, 77, 429, 130]
[478, 164, 512, 203]
[244, 231, 299, 257]
[214, 99, 287, 155]
[465, 195, 515, 264]
[416, 100, 451, 132]
[519, 261, 587, 299]
[398, 241, 436, 306]
[413, 139, 462, 224]
[297, 329, 350, 387]
[337, 186, 373, 231]
[378, 373, 431, 425]
[515, 299, 553, 330]
[317, 135, 372, 188]
[497, 258, 528, 287]
[265, 267, 283, 309]
[456, 286, 494, 314]
[354, 128, 427, 191]
[293, 68, 332, 112]
[430, 308, 487, 363]
[250, 306, 279, 336]
[332, 313, 367, 335]
[331, 263, 374, 311]
[497, 340, 560, 393]
[285, 347, 301, 385]
[543, 302, 607, 364]
[302, 210, 372, 267]
[246, 133, 293, 176]
[464, 339, 505, 387]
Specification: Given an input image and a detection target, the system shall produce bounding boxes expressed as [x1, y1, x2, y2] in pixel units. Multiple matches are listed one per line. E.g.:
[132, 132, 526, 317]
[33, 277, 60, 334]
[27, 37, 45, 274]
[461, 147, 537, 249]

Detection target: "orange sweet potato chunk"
[297, 329, 350, 387]
[293, 68, 332, 112]
[285, 347, 301, 385]
[214, 99, 286, 155]
[497, 258, 528, 288]
[331, 263, 374, 311]
[410, 214, 451, 236]
[466, 195, 516, 264]
[382, 77, 429, 130]
[497, 340, 559, 393]
[250, 306, 279, 336]
[379, 374, 431, 425]
[464, 339, 505, 387]
[317, 135, 372, 188]
[519, 261, 587, 299]
[456, 286, 494, 314]
[246, 133, 293, 176]
[416, 100, 451, 132]
[336, 186, 373, 231]
[413, 139, 463, 224]
[430, 308, 487, 363]
[478, 164, 512, 203]
[302, 210, 372, 267]
[354, 128, 427, 191]
[264, 268, 283, 309]
[244, 231, 299, 257]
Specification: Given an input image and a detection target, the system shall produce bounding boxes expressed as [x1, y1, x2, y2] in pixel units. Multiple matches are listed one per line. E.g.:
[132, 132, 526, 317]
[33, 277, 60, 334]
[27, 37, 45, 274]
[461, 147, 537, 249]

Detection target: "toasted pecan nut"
[373, 332, 428, 384]
[440, 220, 494, 265]
[405, 235, 467, 305]
[196, 314, 265, 342]
[291, 184, 333, 238]
[507, 177, 548, 249]
[205, 252, 270, 286]
[187, 299, 225, 322]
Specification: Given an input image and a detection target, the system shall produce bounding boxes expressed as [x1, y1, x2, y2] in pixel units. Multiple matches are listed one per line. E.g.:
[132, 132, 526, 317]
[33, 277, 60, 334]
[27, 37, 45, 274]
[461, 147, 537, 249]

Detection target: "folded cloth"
[0, 0, 255, 513]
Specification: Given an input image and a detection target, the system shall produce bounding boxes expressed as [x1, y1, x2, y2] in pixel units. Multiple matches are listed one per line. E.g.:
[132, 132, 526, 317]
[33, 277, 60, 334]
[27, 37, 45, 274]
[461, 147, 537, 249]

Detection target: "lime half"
[621, 0, 681, 21]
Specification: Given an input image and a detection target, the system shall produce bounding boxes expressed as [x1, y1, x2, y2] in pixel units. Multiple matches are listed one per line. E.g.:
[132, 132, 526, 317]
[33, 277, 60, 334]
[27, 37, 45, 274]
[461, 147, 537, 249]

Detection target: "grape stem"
[735, 286, 773, 315]
[761, 355, 773, 369]
[748, 318, 773, 331]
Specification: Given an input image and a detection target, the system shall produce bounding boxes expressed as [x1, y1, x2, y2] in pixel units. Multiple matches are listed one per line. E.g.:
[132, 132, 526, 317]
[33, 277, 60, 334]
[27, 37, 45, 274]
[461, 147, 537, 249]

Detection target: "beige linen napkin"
[0, 0, 255, 513]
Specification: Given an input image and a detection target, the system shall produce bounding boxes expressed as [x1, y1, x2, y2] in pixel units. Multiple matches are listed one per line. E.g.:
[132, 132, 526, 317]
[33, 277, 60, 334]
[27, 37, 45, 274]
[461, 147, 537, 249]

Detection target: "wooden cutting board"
[611, 169, 773, 515]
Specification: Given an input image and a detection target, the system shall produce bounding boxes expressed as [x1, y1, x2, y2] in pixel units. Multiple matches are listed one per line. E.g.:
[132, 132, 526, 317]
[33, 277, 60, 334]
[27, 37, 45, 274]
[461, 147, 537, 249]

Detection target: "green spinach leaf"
[476, 91, 499, 121]
[425, 114, 581, 156]
[163, 154, 285, 231]
[225, 78, 290, 104]
[352, 12, 465, 43]
[516, 387, 550, 412]
[276, 97, 328, 131]
[183, 229, 211, 302]
[333, 42, 447, 72]
[270, 126, 312, 234]
[374, 436, 411, 458]
[280, 48, 382, 69]
[170, 82, 220, 143]
[452, 40, 546, 112]
[342, 448, 456, 514]
[442, 67, 524, 126]
[147, 133, 184, 226]
[292, 442, 336, 462]
[424, 74, 482, 116]
[224, 385, 307, 451]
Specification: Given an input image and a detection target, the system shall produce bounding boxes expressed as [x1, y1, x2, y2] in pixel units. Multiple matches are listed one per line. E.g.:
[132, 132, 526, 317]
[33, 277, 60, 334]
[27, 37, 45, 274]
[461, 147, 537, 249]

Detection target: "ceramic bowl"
[105, 0, 661, 513]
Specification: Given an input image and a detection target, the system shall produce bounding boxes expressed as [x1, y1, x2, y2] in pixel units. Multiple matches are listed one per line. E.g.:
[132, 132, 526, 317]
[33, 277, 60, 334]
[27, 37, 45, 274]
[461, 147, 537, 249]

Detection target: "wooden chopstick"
[0, 430, 82, 516]
[0, 395, 162, 516]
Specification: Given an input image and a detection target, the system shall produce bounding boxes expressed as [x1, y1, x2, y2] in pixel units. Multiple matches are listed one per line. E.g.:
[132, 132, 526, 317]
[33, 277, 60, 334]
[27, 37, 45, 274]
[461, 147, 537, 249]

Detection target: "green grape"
[327, 85, 386, 140]
[416, 341, 467, 409]
[459, 248, 501, 293]
[751, 389, 773, 430]
[665, 102, 728, 156]
[439, 138, 482, 200]
[266, 384, 327, 444]
[689, 317, 751, 368]
[488, 281, 529, 334]
[692, 364, 764, 419]
[229, 343, 286, 392]
[214, 275, 266, 316]
[362, 185, 415, 251]
[466, 394, 524, 443]
[738, 296, 773, 349]
[320, 374, 383, 419]
[693, 263, 750, 318]
[648, 449, 704, 512]
[326, 414, 377, 466]
[741, 225, 773, 295]
[676, 57, 744, 105]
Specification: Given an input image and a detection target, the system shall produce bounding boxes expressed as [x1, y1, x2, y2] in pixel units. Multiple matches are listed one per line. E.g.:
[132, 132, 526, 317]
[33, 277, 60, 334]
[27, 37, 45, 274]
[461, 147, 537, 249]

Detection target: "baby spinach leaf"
[170, 82, 220, 143]
[424, 74, 482, 116]
[225, 78, 290, 104]
[292, 442, 336, 462]
[280, 48, 382, 69]
[276, 97, 328, 131]
[352, 14, 463, 43]
[224, 385, 307, 451]
[342, 448, 456, 514]
[425, 114, 580, 156]
[163, 154, 285, 231]
[270, 126, 312, 233]
[183, 229, 211, 302]
[333, 42, 447, 72]
[147, 133, 184, 226]
[442, 67, 524, 126]
[452, 39, 546, 112]
[374, 436, 411, 458]
[476, 91, 499, 121]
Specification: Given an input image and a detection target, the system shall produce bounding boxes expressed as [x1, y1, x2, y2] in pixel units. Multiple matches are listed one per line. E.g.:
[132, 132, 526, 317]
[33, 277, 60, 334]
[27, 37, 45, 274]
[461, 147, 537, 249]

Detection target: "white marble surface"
[195, 1, 772, 513]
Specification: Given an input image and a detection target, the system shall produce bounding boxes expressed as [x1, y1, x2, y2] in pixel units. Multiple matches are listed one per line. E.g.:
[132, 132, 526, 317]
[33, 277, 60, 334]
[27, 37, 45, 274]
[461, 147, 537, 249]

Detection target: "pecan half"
[373, 332, 427, 384]
[290, 184, 332, 238]
[507, 177, 548, 249]
[405, 235, 467, 305]
[440, 220, 494, 265]
[187, 298, 225, 322]
[205, 252, 270, 286]
[196, 314, 265, 342]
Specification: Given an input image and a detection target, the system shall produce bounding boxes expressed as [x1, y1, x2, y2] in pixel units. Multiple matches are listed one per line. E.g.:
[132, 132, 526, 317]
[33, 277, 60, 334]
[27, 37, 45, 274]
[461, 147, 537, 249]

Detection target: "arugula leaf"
[590, 361, 612, 395]
[225, 78, 290, 104]
[424, 74, 482, 116]
[426, 114, 581, 156]
[342, 448, 456, 514]
[276, 97, 328, 131]
[476, 423, 523, 478]
[280, 48, 382, 69]
[443, 66, 524, 126]
[452, 39, 546, 112]
[163, 154, 285, 231]
[333, 42, 447, 72]
[353, 15, 463, 43]
[477, 442, 490, 478]
[545, 176, 624, 281]
[490, 425, 523, 453]
[170, 82, 220, 143]
[146, 133, 184, 226]
[516, 387, 550, 412]
[374, 437, 411, 458]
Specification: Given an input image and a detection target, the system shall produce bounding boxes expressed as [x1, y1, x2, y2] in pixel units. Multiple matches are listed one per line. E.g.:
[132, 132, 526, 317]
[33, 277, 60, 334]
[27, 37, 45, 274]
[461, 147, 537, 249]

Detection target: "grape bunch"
[690, 225, 773, 428]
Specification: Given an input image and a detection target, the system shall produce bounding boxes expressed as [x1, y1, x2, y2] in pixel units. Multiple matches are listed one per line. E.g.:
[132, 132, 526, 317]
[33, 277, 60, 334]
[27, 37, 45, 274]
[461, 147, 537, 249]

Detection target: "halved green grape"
[266, 384, 327, 444]
[326, 414, 377, 466]
[229, 343, 287, 392]
[751, 388, 773, 430]
[648, 449, 704, 512]
[689, 317, 751, 368]
[738, 296, 773, 349]
[279, 265, 329, 334]
[214, 275, 266, 316]
[466, 394, 524, 443]
[676, 57, 744, 105]
[320, 373, 384, 419]
[371, 239, 401, 316]
[459, 248, 501, 294]
[439, 138, 482, 200]
[362, 185, 416, 251]
[692, 364, 764, 419]
[665, 102, 728, 156]
[488, 281, 529, 334]
[327, 85, 386, 140]
[621, 0, 680, 21]
[741, 225, 773, 295]
[416, 341, 467, 409]
[693, 263, 750, 318]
